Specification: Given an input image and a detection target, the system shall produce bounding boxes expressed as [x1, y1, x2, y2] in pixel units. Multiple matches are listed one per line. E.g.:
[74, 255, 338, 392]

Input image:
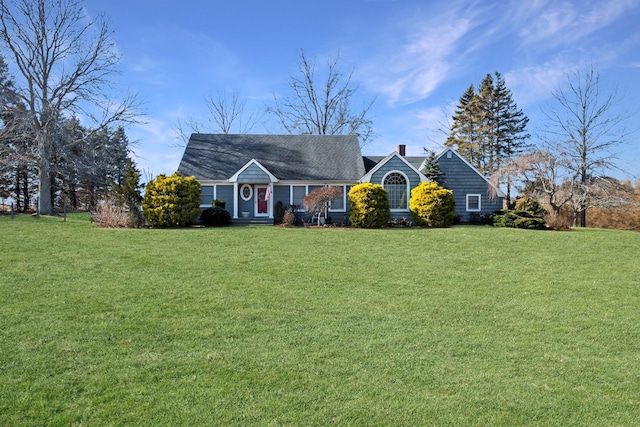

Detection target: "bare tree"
[541, 66, 629, 227]
[204, 90, 261, 134]
[174, 90, 262, 145]
[0, 0, 139, 214]
[267, 49, 375, 146]
[513, 150, 575, 218]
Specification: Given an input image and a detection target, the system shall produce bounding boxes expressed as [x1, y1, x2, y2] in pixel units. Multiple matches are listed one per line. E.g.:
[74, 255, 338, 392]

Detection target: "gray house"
[177, 133, 505, 224]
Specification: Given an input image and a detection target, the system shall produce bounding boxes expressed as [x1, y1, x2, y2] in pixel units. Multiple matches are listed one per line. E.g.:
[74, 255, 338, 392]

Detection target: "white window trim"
[382, 170, 410, 212]
[240, 184, 253, 201]
[254, 185, 270, 217]
[466, 194, 482, 212]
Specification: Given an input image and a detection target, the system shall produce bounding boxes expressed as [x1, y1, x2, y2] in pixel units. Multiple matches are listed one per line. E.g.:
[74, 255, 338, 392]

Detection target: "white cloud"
[518, 0, 639, 47]
[363, 3, 492, 106]
[504, 56, 579, 105]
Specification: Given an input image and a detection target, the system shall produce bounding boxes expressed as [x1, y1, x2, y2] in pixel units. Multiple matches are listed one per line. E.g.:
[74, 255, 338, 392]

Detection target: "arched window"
[383, 172, 408, 210]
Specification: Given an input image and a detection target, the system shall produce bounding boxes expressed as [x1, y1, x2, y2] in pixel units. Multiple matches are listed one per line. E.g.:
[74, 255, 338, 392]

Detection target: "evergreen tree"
[421, 150, 444, 185]
[112, 158, 143, 212]
[0, 54, 36, 211]
[492, 72, 529, 205]
[477, 74, 496, 174]
[446, 72, 529, 203]
[445, 84, 483, 169]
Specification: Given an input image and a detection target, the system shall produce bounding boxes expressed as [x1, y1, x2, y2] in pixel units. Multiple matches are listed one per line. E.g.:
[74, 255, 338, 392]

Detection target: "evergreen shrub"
[409, 182, 455, 227]
[200, 207, 231, 227]
[348, 183, 390, 228]
[212, 199, 226, 209]
[142, 172, 201, 227]
[274, 201, 284, 225]
[493, 196, 547, 230]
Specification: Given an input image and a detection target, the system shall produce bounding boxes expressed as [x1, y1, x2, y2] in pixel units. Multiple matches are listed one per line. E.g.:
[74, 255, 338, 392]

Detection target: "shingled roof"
[178, 134, 366, 182]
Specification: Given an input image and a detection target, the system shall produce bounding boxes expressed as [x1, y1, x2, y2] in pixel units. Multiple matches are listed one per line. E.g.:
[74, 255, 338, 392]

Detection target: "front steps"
[233, 217, 273, 226]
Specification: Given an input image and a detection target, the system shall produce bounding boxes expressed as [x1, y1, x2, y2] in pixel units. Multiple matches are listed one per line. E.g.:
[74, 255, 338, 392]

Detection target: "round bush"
[142, 172, 201, 227]
[200, 207, 231, 227]
[409, 181, 455, 227]
[348, 183, 390, 228]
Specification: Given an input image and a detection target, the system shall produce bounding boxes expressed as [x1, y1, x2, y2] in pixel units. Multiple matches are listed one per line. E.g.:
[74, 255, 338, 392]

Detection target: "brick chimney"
[397, 144, 406, 156]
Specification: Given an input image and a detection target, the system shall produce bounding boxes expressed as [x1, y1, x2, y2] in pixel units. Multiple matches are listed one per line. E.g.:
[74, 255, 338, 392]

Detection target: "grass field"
[2, 214, 640, 426]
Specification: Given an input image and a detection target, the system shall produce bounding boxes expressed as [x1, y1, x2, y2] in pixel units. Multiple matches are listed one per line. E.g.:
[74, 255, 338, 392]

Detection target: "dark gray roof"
[363, 155, 426, 173]
[178, 134, 366, 181]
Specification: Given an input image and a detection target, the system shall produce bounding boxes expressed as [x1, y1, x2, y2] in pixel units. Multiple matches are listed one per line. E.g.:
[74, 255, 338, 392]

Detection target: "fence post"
[63, 203, 67, 222]
[11, 202, 14, 220]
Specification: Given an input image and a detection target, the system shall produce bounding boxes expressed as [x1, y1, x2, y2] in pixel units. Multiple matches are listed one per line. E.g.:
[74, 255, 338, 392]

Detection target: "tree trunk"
[38, 162, 54, 215]
[20, 167, 29, 212]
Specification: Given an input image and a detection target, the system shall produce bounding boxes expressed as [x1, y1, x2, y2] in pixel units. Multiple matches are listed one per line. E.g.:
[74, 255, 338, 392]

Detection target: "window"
[383, 172, 408, 210]
[328, 186, 345, 212]
[240, 184, 253, 201]
[466, 194, 481, 212]
[292, 185, 307, 211]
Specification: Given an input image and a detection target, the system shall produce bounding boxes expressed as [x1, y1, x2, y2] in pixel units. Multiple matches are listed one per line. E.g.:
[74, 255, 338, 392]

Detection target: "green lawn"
[2, 214, 640, 426]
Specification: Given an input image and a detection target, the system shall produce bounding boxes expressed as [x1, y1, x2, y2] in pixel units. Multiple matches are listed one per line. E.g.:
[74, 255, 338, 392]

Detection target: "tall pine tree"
[445, 84, 483, 168]
[446, 72, 529, 204]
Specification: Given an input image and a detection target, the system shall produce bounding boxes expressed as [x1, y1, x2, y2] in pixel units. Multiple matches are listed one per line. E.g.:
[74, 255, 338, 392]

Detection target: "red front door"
[257, 187, 268, 215]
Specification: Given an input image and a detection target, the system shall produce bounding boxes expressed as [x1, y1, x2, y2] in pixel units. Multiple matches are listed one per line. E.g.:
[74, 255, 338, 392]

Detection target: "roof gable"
[435, 147, 506, 197]
[229, 159, 278, 183]
[360, 152, 428, 183]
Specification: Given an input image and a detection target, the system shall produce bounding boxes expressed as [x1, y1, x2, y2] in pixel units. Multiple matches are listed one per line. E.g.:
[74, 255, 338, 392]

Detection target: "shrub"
[274, 201, 285, 225]
[200, 207, 231, 227]
[409, 182, 455, 227]
[212, 199, 226, 209]
[282, 210, 295, 227]
[469, 212, 494, 225]
[91, 201, 132, 228]
[515, 196, 547, 217]
[493, 196, 547, 230]
[142, 172, 201, 227]
[348, 183, 390, 228]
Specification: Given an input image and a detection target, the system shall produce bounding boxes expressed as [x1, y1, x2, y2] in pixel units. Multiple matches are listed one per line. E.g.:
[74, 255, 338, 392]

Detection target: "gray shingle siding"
[369, 156, 421, 187]
[237, 164, 270, 183]
[437, 152, 502, 222]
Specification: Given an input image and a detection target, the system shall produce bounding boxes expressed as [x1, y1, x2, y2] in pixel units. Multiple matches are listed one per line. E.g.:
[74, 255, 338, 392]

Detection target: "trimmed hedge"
[348, 183, 390, 228]
[409, 182, 455, 227]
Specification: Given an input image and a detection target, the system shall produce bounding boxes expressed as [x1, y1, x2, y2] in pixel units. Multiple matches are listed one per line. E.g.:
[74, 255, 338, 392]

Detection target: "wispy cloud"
[362, 2, 494, 106]
[504, 55, 579, 105]
[518, 0, 639, 47]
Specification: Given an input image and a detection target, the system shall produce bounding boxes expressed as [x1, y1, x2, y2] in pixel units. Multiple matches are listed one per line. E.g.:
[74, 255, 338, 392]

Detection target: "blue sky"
[88, 0, 640, 181]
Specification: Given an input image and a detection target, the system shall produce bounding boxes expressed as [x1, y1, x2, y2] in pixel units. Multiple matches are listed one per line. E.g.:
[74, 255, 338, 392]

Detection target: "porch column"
[233, 182, 238, 219]
[268, 183, 274, 219]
